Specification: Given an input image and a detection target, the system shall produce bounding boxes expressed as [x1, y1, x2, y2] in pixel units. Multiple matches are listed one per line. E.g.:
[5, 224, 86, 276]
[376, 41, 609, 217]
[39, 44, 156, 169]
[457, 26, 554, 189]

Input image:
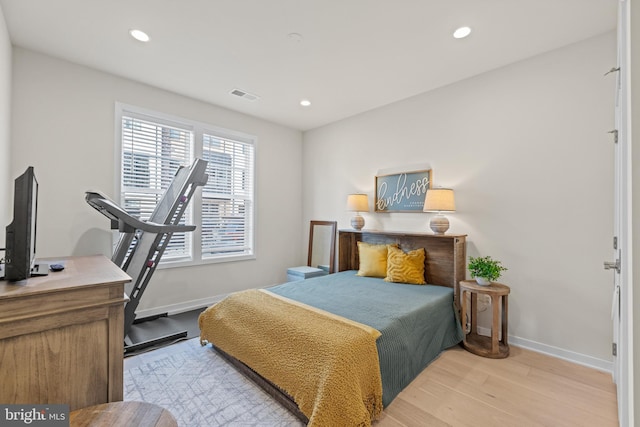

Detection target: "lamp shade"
[423, 188, 456, 212]
[346, 194, 369, 212]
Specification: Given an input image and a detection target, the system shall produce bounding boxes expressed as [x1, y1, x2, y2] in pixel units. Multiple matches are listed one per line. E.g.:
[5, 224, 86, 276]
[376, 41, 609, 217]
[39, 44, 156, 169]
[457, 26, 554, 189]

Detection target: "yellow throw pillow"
[385, 246, 426, 285]
[357, 242, 395, 278]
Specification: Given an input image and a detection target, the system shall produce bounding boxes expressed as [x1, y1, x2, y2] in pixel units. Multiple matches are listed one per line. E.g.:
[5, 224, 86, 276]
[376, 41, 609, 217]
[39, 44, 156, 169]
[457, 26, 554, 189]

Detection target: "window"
[201, 134, 254, 257]
[117, 103, 256, 266]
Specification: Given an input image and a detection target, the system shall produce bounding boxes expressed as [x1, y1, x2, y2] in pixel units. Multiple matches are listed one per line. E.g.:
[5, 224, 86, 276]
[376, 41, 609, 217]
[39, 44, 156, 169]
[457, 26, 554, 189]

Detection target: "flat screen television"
[3, 166, 47, 281]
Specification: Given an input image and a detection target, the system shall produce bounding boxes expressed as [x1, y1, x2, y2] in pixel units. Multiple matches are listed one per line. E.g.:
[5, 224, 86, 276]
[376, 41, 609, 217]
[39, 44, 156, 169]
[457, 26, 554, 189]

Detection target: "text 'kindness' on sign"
[375, 170, 431, 212]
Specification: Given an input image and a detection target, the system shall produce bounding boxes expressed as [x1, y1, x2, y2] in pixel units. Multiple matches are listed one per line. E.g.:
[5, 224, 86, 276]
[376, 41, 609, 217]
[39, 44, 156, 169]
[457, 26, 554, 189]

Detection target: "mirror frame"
[307, 220, 337, 274]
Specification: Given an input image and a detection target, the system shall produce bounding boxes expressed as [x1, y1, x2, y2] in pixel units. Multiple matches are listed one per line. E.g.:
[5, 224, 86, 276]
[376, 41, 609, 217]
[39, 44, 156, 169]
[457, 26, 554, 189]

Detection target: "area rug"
[124, 338, 304, 427]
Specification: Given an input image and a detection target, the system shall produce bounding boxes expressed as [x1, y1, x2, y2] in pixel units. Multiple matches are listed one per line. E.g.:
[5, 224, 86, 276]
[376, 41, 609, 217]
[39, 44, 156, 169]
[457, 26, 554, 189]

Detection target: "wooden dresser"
[0, 255, 130, 411]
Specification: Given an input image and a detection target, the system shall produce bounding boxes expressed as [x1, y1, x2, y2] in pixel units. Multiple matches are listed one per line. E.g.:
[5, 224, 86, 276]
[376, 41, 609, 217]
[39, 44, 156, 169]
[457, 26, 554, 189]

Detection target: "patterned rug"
[124, 338, 304, 427]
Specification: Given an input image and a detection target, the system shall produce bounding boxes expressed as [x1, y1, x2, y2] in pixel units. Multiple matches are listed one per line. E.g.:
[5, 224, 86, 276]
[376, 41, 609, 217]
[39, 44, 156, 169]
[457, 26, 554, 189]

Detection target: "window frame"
[114, 102, 257, 268]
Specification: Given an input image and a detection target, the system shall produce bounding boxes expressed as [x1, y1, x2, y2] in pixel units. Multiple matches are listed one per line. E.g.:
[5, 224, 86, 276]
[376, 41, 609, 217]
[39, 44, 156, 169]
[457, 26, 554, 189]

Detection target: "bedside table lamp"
[423, 188, 455, 234]
[347, 194, 369, 230]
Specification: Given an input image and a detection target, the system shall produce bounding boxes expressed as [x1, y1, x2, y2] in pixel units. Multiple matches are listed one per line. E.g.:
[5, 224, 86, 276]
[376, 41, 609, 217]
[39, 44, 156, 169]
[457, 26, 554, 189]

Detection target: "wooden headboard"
[338, 230, 467, 309]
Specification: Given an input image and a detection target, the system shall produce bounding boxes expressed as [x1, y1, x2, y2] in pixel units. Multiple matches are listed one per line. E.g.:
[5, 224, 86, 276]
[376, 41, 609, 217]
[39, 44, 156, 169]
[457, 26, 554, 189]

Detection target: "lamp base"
[351, 214, 365, 231]
[429, 214, 450, 235]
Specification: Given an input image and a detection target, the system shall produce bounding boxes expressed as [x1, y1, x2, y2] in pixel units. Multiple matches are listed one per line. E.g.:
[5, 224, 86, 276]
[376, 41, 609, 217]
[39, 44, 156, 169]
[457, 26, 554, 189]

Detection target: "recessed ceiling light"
[300, 99, 311, 107]
[453, 26, 472, 39]
[129, 29, 150, 42]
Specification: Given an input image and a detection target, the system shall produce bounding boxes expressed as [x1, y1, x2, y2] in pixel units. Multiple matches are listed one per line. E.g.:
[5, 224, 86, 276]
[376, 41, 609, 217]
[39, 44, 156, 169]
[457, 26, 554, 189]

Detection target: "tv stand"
[30, 263, 49, 277]
[0, 255, 130, 410]
[0, 262, 48, 280]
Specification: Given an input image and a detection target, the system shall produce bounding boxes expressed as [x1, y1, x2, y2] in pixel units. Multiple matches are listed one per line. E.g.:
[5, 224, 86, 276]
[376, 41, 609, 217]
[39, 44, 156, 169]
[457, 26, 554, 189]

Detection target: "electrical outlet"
[463, 292, 490, 312]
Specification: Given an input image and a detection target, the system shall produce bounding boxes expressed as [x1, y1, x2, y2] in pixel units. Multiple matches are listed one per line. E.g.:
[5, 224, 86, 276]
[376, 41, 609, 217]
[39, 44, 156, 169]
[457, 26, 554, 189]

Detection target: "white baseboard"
[135, 294, 226, 319]
[476, 326, 613, 373]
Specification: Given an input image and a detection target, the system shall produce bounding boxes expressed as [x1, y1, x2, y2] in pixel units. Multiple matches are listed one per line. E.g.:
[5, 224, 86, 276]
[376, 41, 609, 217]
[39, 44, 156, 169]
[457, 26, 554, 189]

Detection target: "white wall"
[303, 33, 616, 363]
[0, 5, 11, 227]
[11, 48, 304, 311]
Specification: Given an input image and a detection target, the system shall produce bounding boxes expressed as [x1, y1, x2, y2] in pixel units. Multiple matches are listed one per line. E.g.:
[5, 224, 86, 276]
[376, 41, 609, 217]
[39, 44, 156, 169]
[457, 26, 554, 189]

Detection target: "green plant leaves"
[468, 256, 507, 282]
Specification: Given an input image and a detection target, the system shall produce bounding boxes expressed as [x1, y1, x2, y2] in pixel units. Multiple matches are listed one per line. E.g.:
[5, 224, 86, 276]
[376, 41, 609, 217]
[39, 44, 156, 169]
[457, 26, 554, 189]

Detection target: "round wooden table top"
[459, 279, 510, 296]
[70, 401, 178, 427]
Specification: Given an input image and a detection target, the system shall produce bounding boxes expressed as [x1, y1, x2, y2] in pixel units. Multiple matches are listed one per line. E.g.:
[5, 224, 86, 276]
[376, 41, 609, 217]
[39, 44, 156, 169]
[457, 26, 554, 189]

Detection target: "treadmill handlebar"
[85, 191, 196, 234]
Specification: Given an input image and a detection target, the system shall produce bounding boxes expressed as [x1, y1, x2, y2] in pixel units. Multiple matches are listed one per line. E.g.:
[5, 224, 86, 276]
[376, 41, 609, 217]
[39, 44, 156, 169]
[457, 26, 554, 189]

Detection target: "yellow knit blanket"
[199, 289, 383, 426]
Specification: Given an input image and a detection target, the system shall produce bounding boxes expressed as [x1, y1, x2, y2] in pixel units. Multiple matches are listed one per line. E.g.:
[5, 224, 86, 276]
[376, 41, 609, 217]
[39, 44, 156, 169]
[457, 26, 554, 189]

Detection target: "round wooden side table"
[459, 280, 510, 358]
[70, 401, 178, 427]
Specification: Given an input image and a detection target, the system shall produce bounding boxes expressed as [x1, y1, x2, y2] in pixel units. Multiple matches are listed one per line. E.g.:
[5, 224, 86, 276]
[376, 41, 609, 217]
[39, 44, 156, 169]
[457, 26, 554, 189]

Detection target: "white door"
[608, 1, 631, 425]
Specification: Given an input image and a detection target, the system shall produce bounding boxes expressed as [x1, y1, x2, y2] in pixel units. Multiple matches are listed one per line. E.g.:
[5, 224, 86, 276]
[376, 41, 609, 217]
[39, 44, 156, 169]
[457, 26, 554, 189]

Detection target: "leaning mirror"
[308, 221, 337, 274]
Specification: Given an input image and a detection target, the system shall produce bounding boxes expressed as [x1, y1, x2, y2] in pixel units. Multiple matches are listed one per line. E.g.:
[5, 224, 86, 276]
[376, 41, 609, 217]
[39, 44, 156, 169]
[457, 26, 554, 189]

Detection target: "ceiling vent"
[230, 88, 260, 102]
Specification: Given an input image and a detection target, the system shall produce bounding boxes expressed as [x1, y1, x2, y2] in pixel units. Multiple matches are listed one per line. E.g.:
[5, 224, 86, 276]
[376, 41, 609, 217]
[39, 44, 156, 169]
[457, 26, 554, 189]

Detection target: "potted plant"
[468, 256, 507, 285]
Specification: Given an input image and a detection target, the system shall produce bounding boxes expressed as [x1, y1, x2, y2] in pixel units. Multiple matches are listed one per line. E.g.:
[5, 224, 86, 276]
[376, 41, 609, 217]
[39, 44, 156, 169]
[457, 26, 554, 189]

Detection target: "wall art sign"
[375, 169, 432, 212]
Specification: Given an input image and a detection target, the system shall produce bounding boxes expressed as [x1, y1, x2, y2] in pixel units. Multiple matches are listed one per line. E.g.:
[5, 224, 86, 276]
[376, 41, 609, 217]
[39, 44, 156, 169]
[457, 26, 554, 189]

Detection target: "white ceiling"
[0, 0, 617, 131]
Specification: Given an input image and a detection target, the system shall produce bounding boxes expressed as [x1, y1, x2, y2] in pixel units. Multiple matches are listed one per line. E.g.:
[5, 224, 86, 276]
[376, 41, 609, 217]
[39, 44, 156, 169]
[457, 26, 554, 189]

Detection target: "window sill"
[156, 253, 256, 270]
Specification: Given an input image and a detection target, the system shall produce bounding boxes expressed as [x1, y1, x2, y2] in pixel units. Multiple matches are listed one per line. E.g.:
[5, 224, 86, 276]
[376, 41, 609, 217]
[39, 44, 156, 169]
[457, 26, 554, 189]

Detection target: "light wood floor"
[376, 346, 618, 427]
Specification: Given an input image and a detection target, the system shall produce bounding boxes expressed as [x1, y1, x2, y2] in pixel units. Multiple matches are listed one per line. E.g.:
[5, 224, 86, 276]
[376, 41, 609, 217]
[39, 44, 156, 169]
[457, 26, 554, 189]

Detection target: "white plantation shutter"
[201, 134, 254, 257]
[117, 103, 256, 266]
[121, 114, 193, 260]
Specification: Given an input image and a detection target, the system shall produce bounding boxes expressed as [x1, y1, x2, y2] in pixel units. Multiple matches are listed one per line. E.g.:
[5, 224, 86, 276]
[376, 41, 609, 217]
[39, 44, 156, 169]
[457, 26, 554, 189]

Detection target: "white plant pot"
[475, 277, 491, 286]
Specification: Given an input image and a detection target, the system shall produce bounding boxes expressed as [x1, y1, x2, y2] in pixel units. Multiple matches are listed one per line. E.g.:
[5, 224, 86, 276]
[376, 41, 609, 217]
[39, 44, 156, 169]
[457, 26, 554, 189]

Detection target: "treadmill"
[86, 158, 208, 354]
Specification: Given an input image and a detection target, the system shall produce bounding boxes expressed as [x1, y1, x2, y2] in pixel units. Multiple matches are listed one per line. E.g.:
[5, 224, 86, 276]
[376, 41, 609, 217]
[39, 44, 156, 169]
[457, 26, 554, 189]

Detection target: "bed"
[199, 230, 466, 426]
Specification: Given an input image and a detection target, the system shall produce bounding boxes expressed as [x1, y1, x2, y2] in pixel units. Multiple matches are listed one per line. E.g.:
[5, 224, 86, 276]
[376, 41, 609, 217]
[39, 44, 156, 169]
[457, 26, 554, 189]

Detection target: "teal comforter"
[268, 270, 463, 407]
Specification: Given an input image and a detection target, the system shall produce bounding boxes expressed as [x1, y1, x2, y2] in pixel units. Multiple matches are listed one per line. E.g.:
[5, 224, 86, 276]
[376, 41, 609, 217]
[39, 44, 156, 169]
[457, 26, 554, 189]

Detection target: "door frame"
[614, 1, 633, 426]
